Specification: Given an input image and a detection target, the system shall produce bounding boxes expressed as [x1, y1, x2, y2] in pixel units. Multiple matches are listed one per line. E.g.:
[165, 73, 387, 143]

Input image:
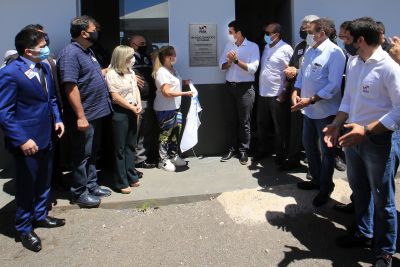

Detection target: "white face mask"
[170, 57, 177, 65]
[306, 34, 316, 47]
[228, 34, 237, 43]
[127, 57, 136, 68]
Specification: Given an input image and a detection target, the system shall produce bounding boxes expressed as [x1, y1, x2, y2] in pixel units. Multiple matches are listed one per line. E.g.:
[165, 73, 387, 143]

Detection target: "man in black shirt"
[129, 35, 158, 169]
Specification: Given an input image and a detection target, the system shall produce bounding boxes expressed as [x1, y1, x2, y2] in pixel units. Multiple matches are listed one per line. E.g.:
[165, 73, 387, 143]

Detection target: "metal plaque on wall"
[189, 24, 217, 67]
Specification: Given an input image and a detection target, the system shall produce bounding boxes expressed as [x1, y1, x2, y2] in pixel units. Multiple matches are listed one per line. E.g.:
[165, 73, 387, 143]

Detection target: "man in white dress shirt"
[255, 23, 293, 166]
[219, 20, 260, 165]
[291, 18, 346, 207]
[324, 18, 400, 267]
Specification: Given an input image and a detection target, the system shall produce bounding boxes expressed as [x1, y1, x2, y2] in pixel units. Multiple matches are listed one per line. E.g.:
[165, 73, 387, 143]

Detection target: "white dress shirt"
[294, 39, 346, 119]
[219, 38, 260, 82]
[259, 40, 293, 96]
[339, 46, 400, 131]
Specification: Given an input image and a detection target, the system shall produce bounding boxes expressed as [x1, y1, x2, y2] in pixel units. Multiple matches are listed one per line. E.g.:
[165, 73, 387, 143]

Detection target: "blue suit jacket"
[0, 57, 62, 150]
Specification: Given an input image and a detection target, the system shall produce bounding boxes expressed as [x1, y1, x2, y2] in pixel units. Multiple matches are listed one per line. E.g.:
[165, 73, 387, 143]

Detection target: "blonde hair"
[151, 46, 176, 78]
[110, 45, 134, 75]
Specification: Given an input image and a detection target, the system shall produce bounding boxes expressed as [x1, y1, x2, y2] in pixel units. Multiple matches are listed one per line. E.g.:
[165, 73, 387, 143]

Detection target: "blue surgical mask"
[264, 34, 272, 45]
[31, 46, 50, 60]
[336, 39, 345, 50]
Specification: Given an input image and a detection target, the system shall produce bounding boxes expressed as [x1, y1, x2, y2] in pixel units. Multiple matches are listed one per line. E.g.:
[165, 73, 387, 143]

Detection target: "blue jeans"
[69, 118, 102, 199]
[302, 115, 335, 194]
[344, 131, 397, 255]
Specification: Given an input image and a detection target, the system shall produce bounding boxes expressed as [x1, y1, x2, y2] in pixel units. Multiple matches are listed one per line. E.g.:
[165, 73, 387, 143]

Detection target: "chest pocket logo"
[360, 83, 378, 99]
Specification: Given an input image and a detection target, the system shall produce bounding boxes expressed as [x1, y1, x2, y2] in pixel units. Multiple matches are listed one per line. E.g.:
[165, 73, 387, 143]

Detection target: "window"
[119, 0, 169, 50]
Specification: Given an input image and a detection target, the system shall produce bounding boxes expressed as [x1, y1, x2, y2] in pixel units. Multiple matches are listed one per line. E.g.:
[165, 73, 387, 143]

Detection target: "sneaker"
[171, 155, 187, 167]
[375, 255, 392, 267]
[158, 159, 176, 172]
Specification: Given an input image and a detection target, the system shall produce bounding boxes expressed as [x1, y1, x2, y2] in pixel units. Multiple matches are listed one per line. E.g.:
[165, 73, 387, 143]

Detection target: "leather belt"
[226, 81, 253, 87]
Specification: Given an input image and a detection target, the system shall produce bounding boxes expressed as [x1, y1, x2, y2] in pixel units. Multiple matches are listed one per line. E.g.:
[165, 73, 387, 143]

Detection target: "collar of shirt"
[20, 56, 37, 70]
[134, 52, 141, 59]
[236, 38, 249, 48]
[71, 40, 93, 55]
[313, 38, 331, 53]
[357, 45, 385, 64]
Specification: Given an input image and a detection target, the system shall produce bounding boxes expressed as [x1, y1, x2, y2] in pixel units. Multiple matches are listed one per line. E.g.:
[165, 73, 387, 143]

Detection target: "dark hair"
[267, 22, 283, 38]
[70, 15, 97, 38]
[348, 18, 380, 46]
[22, 24, 44, 31]
[15, 28, 45, 55]
[340, 21, 351, 30]
[228, 20, 247, 38]
[312, 18, 337, 42]
[152, 46, 176, 78]
[376, 21, 385, 34]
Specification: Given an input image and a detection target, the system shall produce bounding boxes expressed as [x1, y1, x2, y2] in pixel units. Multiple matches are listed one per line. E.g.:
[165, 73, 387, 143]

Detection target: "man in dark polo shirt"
[57, 15, 112, 207]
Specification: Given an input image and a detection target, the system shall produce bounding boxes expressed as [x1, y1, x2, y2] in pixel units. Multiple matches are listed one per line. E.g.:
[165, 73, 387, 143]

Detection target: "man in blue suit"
[0, 28, 65, 252]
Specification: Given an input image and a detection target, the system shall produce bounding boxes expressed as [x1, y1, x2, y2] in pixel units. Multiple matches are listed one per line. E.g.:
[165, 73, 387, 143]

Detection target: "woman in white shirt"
[152, 46, 193, 171]
[106, 45, 142, 194]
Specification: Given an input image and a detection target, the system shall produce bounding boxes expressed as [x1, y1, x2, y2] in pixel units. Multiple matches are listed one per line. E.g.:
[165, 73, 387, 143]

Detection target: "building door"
[235, 0, 292, 46]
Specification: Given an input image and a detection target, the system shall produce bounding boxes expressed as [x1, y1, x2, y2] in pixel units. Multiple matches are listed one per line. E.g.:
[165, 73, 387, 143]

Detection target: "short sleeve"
[156, 68, 171, 87]
[105, 70, 121, 93]
[58, 47, 80, 84]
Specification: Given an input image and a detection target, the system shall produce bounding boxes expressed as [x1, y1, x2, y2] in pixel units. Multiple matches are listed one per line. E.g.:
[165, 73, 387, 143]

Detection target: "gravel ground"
[1, 195, 398, 267]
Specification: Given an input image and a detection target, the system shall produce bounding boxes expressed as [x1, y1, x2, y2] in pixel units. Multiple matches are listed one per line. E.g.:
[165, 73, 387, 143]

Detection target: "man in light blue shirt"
[291, 18, 345, 207]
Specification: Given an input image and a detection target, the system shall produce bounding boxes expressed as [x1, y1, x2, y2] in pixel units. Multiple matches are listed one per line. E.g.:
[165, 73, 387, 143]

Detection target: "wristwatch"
[364, 125, 371, 136]
[233, 59, 239, 64]
[310, 96, 316, 105]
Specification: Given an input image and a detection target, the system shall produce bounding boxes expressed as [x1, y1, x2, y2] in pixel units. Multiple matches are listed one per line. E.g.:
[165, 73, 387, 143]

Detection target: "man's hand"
[20, 139, 39, 156]
[338, 123, 366, 147]
[55, 122, 65, 138]
[77, 117, 89, 132]
[323, 123, 340, 148]
[284, 66, 297, 79]
[136, 75, 145, 88]
[226, 50, 237, 63]
[291, 97, 311, 112]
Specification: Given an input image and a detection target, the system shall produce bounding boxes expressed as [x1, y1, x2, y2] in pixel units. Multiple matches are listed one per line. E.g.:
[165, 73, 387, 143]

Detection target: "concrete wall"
[292, 0, 400, 45]
[168, 0, 235, 84]
[0, 0, 77, 62]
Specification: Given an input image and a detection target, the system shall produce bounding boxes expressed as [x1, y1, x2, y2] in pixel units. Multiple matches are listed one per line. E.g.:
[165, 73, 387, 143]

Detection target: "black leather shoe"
[74, 194, 101, 208]
[334, 156, 346, 171]
[90, 187, 112, 197]
[306, 171, 313, 180]
[221, 149, 236, 162]
[333, 202, 355, 214]
[336, 232, 373, 248]
[34, 216, 65, 228]
[297, 181, 320, 190]
[239, 152, 248, 165]
[20, 231, 41, 252]
[134, 168, 143, 179]
[136, 161, 156, 169]
[313, 192, 332, 207]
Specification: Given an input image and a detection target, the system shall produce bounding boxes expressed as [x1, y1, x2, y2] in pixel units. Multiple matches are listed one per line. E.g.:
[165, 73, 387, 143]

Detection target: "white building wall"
[292, 0, 400, 45]
[0, 0, 77, 62]
[168, 0, 235, 84]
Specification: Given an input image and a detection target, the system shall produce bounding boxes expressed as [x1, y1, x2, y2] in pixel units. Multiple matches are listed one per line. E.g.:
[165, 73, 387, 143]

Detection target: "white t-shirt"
[154, 66, 182, 111]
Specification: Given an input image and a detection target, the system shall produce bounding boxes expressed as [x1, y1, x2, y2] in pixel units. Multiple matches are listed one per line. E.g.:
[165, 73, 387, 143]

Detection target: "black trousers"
[111, 106, 139, 190]
[134, 104, 159, 164]
[256, 96, 290, 160]
[224, 82, 255, 152]
[287, 109, 304, 161]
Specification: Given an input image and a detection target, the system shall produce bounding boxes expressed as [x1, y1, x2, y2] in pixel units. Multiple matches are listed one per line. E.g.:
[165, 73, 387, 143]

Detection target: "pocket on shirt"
[360, 80, 379, 99]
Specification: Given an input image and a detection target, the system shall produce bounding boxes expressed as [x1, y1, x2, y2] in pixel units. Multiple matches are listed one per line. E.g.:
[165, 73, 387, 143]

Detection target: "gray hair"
[301, 15, 320, 24]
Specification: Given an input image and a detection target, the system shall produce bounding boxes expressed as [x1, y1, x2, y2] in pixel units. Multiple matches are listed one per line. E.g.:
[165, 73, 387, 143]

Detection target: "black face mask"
[344, 43, 358, 56]
[299, 30, 307, 40]
[137, 45, 147, 55]
[44, 33, 50, 46]
[86, 31, 99, 43]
